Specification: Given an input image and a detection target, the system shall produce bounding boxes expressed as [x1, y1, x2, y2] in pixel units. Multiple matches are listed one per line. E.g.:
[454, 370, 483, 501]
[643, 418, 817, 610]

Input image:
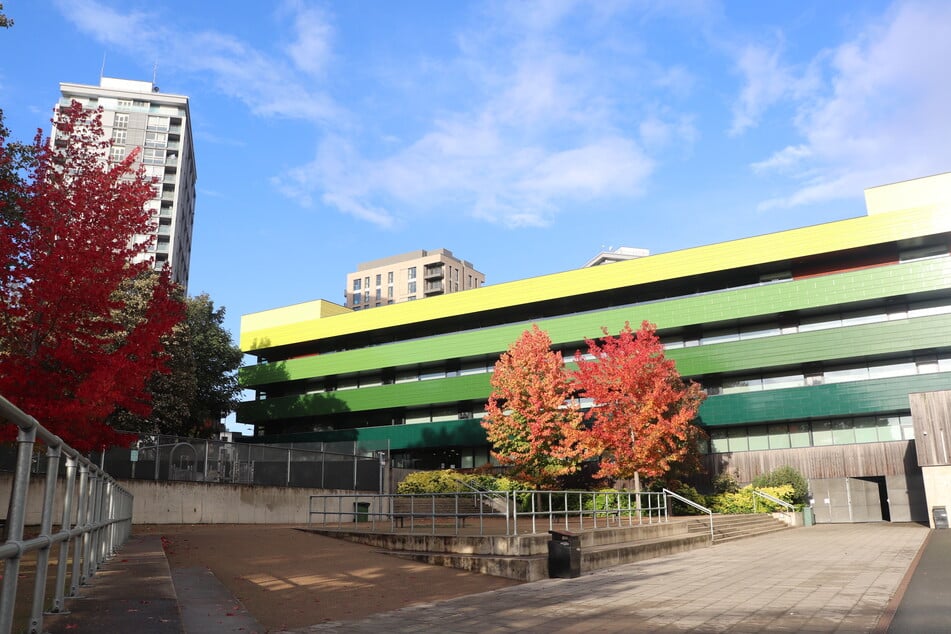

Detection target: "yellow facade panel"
[241, 204, 951, 352]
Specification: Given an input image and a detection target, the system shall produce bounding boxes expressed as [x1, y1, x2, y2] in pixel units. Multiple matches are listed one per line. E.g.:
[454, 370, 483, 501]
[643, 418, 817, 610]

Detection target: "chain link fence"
[0, 433, 388, 492]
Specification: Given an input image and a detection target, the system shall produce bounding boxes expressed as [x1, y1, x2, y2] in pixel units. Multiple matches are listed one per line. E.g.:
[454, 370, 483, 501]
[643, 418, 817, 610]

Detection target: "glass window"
[908, 298, 951, 318]
[798, 315, 841, 332]
[900, 415, 915, 440]
[375, 288, 381, 300]
[109, 146, 125, 162]
[387, 285, 393, 297]
[408, 266, 417, 280]
[706, 428, 726, 451]
[762, 373, 804, 390]
[876, 416, 903, 441]
[388, 271, 394, 283]
[147, 115, 169, 131]
[701, 328, 739, 345]
[841, 309, 887, 327]
[143, 148, 165, 164]
[408, 281, 417, 294]
[396, 369, 417, 384]
[768, 424, 791, 449]
[739, 326, 780, 340]
[352, 279, 361, 291]
[824, 365, 869, 384]
[831, 419, 855, 445]
[114, 113, 129, 128]
[853, 417, 878, 443]
[375, 273, 382, 286]
[112, 129, 127, 145]
[748, 426, 769, 451]
[727, 427, 748, 452]
[364, 276, 370, 288]
[789, 422, 811, 447]
[117, 99, 132, 110]
[145, 131, 167, 148]
[867, 361, 916, 380]
[363, 290, 369, 303]
[721, 377, 763, 394]
[812, 420, 833, 446]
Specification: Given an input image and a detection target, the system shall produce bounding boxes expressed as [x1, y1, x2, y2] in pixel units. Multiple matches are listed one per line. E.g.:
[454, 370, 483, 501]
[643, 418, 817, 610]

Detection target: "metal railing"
[663, 488, 714, 539]
[0, 395, 133, 634]
[307, 490, 668, 536]
[752, 489, 796, 523]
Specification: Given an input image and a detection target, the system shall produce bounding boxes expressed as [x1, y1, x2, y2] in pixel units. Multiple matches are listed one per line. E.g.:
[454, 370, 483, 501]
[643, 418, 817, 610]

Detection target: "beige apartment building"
[345, 249, 485, 309]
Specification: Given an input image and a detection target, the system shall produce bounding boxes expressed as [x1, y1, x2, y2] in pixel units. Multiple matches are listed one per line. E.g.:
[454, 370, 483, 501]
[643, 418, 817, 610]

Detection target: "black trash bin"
[934, 506, 948, 529]
[548, 530, 581, 578]
[354, 501, 370, 522]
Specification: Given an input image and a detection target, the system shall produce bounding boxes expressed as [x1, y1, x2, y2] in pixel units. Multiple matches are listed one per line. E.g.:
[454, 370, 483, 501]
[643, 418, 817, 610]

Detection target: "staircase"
[687, 513, 791, 543]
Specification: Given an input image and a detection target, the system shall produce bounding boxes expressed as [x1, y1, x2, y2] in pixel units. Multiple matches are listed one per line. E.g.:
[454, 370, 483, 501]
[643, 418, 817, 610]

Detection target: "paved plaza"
[295, 523, 931, 633]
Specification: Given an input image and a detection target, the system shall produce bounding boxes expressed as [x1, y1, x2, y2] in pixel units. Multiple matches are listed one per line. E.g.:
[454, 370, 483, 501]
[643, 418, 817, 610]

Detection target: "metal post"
[286, 448, 292, 487]
[51, 454, 77, 614]
[0, 425, 37, 634]
[204, 440, 210, 482]
[29, 443, 62, 634]
[70, 463, 89, 595]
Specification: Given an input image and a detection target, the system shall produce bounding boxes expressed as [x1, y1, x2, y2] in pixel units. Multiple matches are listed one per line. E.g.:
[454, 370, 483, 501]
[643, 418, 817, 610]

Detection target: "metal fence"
[0, 395, 133, 634]
[308, 490, 670, 536]
[2, 433, 387, 492]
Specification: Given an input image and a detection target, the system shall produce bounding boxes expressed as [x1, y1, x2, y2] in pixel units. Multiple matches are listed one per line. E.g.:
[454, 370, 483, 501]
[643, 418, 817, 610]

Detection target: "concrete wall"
[0, 473, 360, 525]
[922, 465, 951, 529]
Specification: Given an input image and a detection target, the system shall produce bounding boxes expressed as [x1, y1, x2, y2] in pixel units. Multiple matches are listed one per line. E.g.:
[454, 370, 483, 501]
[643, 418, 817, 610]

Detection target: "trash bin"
[354, 501, 370, 523]
[548, 530, 581, 579]
[934, 506, 948, 529]
[802, 506, 814, 527]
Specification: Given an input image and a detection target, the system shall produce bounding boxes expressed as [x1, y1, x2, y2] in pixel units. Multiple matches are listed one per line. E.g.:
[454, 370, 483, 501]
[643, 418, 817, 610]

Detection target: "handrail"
[0, 394, 133, 634]
[663, 488, 714, 539]
[751, 489, 796, 513]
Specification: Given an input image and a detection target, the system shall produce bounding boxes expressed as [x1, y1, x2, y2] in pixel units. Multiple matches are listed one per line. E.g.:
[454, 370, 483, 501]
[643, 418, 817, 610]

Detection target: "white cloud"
[55, 0, 343, 125]
[752, 0, 951, 209]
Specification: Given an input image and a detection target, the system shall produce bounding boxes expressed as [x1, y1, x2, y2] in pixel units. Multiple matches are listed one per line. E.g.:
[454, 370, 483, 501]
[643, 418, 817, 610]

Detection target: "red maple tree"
[481, 325, 592, 488]
[0, 102, 184, 451]
[574, 321, 706, 481]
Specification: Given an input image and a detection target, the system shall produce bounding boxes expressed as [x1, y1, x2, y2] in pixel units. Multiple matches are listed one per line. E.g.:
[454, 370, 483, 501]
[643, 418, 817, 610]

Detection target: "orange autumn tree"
[481, 325, 592, 488]
[574, 321, 706, 482]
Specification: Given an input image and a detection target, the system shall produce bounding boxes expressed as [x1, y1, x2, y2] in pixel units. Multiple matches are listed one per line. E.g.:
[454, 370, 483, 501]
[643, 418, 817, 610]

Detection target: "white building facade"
[57, 77, 197, 290]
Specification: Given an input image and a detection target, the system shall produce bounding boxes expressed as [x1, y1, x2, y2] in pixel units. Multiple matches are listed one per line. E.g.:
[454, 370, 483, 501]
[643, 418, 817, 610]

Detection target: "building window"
[117, 99, 132, 110]
[375, 274, 382, 286]
[363, 290, 370, 304]
[114, 113, 129, 129]
[387, 285, 393, 297]
[109, 146, 125, 162]
[353, 279, 361, 291]
[145, 131, 167, 148]
[147, 116, 169, 131]
[408, 281, 417, 294]
[375, 288, 381, 300]
[143, 148, 166, 165]
[388, 271, 394, 283]
[112, 129, 127, 145]
[408, 267, 417, 280]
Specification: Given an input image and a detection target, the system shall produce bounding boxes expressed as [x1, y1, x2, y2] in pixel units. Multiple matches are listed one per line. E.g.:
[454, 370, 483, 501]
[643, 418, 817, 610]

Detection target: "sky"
[2, 1, 950, 388]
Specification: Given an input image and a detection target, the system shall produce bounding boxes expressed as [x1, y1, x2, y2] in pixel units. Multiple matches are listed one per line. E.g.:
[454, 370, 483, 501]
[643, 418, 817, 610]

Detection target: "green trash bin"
[802, 506, 814, 527]
[354, 501, 370, 522]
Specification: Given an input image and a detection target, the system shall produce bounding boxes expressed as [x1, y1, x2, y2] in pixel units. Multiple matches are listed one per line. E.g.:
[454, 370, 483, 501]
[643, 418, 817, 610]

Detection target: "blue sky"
[2, 1, 950, 357]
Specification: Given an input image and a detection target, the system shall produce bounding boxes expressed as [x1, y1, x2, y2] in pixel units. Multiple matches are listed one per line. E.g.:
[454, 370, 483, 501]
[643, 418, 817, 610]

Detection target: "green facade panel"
[251, 418, 488, 451]
[698, 372, 951, 426]
[240, 257, 951, 389]
[237, 373, 493, 423]
[671, 313, 951, 376]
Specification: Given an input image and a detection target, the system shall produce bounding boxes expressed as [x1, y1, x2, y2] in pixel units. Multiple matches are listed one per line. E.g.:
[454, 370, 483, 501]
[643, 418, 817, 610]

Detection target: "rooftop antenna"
[99, 53, 106, 80]
[152, 62, 158, 85]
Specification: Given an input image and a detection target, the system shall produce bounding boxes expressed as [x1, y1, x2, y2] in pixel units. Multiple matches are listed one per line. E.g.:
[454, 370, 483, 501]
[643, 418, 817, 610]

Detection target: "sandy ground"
[136, 524, 521, 632]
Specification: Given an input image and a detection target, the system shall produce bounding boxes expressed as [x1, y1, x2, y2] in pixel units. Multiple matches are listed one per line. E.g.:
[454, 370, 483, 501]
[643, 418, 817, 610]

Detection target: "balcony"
[424, 264, 445, 280]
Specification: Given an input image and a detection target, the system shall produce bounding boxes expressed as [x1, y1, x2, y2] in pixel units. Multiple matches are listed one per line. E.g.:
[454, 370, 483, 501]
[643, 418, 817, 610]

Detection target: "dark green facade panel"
[671, 313, 951, 376]
[240, 258, 951, 388]
[698, 372, 951, 426]
[237, 373, 493, 423]
[251, 418, 488, 451]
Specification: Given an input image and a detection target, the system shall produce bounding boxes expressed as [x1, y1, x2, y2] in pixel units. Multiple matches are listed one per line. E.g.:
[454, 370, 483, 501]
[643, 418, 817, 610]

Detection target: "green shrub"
[396, 469, 530, 494]
[752, 466, 808, 505]
[713, 470, 740, 494]
[710, 485, 794, 514]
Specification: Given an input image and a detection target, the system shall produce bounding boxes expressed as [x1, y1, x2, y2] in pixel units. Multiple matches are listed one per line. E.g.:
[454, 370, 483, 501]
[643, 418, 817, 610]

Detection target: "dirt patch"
[136, 524, 521, 631]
